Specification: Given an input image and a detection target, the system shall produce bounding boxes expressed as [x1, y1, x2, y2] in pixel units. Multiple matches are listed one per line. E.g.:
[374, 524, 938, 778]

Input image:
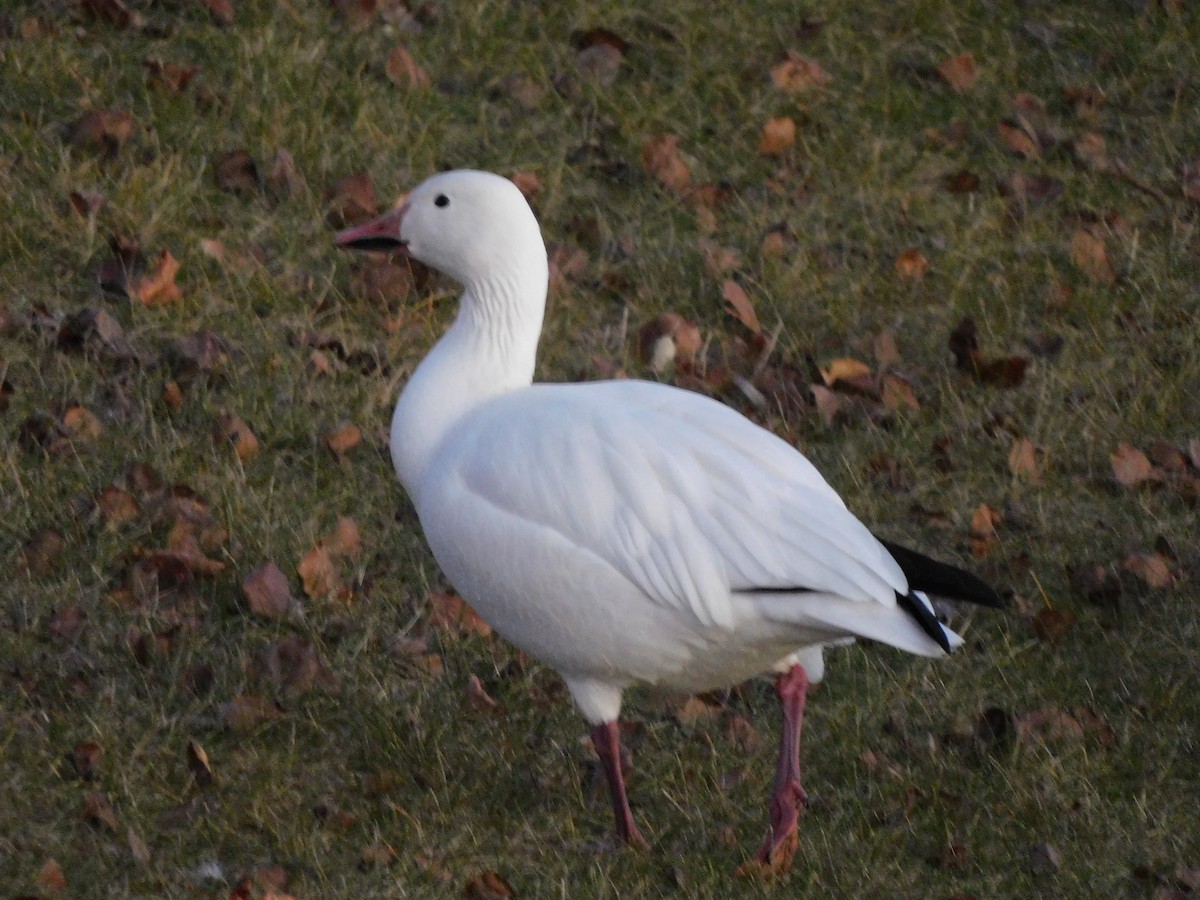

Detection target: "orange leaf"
[1122, 552, 1177, 589]
[1070, 228, 1115, 284]
[1111, 442, 1154, 487]
[758, 117, 796, 156]
[881, 373, 920, 411]
[894, 247, 929, 280]
[996, 120, 1040, 159]
[213, 413, 260, 461]
[510, 170, 540, 200]
[969, 503, 1001, 559]
[37, 858, 67, 893]
[465, 674, 502, 714]
[721, 280, 761, 334]
[298, 544, 340, 600]
[1008, 437, 1041, 481]
[821, 357, 872, 387]
[937, 53, 978, 93]
[428, 592, 492, 638]
[641, 134, 692, 194]
[129, 250, 182, 306]
[385, 44, 430, 89]
[770, 52, 831, 92]
[326, 422, 362, 455]
[242, 563, 300, 620]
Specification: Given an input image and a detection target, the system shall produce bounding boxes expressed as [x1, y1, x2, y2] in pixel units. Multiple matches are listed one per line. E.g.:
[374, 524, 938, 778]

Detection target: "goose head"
[335, 170, 547, 292]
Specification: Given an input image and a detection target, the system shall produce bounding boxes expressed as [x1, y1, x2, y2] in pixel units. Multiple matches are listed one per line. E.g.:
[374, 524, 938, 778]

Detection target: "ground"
[1, 1, 1199, 897]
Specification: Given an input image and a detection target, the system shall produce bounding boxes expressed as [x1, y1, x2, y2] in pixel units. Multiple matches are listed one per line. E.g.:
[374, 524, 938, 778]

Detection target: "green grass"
[2, 0, 1199, 896]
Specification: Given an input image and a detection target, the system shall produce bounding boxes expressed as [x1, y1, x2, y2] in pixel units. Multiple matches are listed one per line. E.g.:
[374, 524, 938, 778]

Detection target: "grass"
[2, 0, 1199, 896]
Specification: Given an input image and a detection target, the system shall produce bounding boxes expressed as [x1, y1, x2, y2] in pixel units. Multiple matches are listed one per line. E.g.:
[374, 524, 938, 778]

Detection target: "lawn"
[2, 0, 1199, 896]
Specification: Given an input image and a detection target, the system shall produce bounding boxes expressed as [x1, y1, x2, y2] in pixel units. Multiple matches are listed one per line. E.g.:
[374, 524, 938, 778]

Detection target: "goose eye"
[434, 194, 450, 208]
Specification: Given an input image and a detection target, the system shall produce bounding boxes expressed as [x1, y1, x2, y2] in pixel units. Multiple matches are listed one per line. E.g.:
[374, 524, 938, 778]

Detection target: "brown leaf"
[63, 109, 135, 155]
[71, 741, 102, 781]
[637, 313, 702, 370]
[169, 330, 230, 374]
[1072, 131, 1109, 171]
[945, 169, 980, 193]
[977, 356, 1028, 388]
[326, 516, 362, 557]
[676, 694, 722, 726]
[68, 188, 106, 218]
[36, 857, 67, 893]
[385, 44, 430, 89]
[144, 58, 197, 93]
[760, 225, 796, 258]
[936, 53, 978, 93]
[996, 120, 1040, 159]
[1122, 552, 1177, 589]
[186, 738, 213, 787]
[1008, 437, 1041, 481]
[997, 171, 1063, 208]
[1016, 707, 1114, 747]
[821, 357, 872, 387]
[98, 484, 140, 527]
[699, 239, 742, 277]
[770, 52, 831, 92]
[1031, 608, 1076, 643]
[221, 694, 281, 736]
[510, 171, 540, 200]
[266, 147, 303, 197]
[881, 373, 920, 412]
[894, 247, 928, 280]
[1070, 228, 1116, 284]
[213, 413, 260, 461]
[82, 792, 119, 831]
[214, 149, 259, 193]
[873, 329, 901, 367]
[63, 405, 104, 441]
[21, 527, 65, 575]
[200, 0, 234, 25]
[129, 250, 182, 306]
[969, 504, 1001, 559]
[759, 117, 796, 156]
[1111, 442, 1154, 488]
[260, 635, 339, 696]
[242, 563, 300, 620]
[465, 674, 502, 714]
[324, 173, 380, 229]
[721, 280, 761, 334]
[325, 422, 362, 456]
[359, 842, 398, 869]
[428, 592, 492, 638]
[497, 73, 546, 109]
[724, 713, 761, 753]
[464, 871, 515, 899]
[641, 134, 692, 194]
[297, 544, 341, 600]
[1184, 158, 1200, 203]
[811, 385, 843, 426]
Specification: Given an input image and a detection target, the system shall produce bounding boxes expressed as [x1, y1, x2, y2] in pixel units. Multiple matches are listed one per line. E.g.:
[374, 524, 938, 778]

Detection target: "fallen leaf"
[996, 120, 1040, 159]
[213, 413, 259, 461]
[676, 694, 722, 726]
[894, 247, 928, 280]
[324, 173, 379, 229]
[1072, 131, 1109, 171]
[385, 44, 430, 89]
[945, 169, 980, 193]
[937, 53, 978, 92]
[326, 516, 362, 557]
[510, 171, 540, 200]
[873, 329, 901, 367]
[128, 250, 182, 306]
[721, 280, 761, 334]
[1030, 842, 1063, 873]
[1008, 437, 1041, 481]
[214, 149, 259, 193]
[144, 57, 197, 93]
[21, 528, 65, 575]
[464, 871, 515, 899]
[1031, 608, 1076, 643]
[770, 52, 831, 92]
[811, 385, 843, 426]
[497, 73, 546, 109]
[465, 674, 502, 714]
[242, 563, 301, 620]
[881, 373, 920, 411]
[63, 109, 135, 155]
[1122, 552, 1177, 589]
[82, 792, 119, 831]
[1111, 442, 1154, 488]
[760, 225, 796, 258]
[1016, 707, 1114, 747]
[641, 134, 692, 194]
[1184, 158, 1200, 203]
[997, 171, 1063, 209]
[297, 545, 340, 600]
[200, 0, 234, 25]
[36, 857, 67, 893]
[68, 188, 106, 218]
[698, 239, 742, 276]
[758, 117, 796, 156]
[71, 741, 102, 780]
[359, 842, 398, 869]
[187, 738, 213, 787]
[127, 827, 152, 866]
[97, 484, 140, 527]
[259, 635, 338, 696]
[428, 592, 492, 638]
[221, 694, 281, 736]
[636, 313, 702, 369]
[63, 405, 104, 441]
[969, 503, 1001, 559]
[1070, 228, 1116, 284]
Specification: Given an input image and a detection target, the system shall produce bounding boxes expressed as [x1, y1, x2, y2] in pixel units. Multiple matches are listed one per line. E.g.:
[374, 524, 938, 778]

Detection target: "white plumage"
[336, 170, 997, 871]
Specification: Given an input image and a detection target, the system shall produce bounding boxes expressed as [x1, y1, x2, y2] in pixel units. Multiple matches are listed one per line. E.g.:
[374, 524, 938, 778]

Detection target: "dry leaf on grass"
[465, 674, 502, 714]
[937, 53, 978, 92]
[637, 313, 702, 372]
[1070, 227, 1116, 284]
[759, 117, 796, 155]
[186, 738, 213, 787]
[770, 52, 831, 92]
[324, 173, 379, 229]
[641, 134, 692, 194]
[144, 58, 197, 93]
[82, 792, 119, 831]
[428, 592, 493, 638]
[1122, 551, 1178, 589]
[721, 280, 761, 334]
[464, 871, 515, 899]
[1111, 442, 1154, 487]
[894, 247, 929, 280]
[1008, 437, 1041, 481]
[242, 563, 302, 620]
[969, 503, 1001, 559]
[326, 422, 362, 455]
[129, 251, 182, 306]
[214, 149, 259, 193]
[63, 109, 136, 155]
[213, 413, 259, 461]
[385, 44, 430, 89]
[36, 858, 67, 893]
[996, 120, 1040, 159]
[221, 694, 281, 736]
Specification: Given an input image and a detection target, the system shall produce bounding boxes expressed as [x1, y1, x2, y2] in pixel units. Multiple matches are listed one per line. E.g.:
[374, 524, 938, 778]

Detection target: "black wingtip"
[896, 590, 953, 652]
[878, 539, 1006, 609]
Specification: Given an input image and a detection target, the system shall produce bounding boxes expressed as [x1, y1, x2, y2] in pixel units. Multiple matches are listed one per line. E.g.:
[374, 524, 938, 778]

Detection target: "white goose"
[336, 170, 1001, 872]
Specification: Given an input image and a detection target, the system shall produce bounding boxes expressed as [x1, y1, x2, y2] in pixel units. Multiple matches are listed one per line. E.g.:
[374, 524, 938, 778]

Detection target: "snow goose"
[336, 170, 1003, 872]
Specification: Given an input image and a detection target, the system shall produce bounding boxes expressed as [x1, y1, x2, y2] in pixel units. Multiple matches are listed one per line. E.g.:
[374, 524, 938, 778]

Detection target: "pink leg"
[753, 663, 809, 873]
[591, 721, 649, 849]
